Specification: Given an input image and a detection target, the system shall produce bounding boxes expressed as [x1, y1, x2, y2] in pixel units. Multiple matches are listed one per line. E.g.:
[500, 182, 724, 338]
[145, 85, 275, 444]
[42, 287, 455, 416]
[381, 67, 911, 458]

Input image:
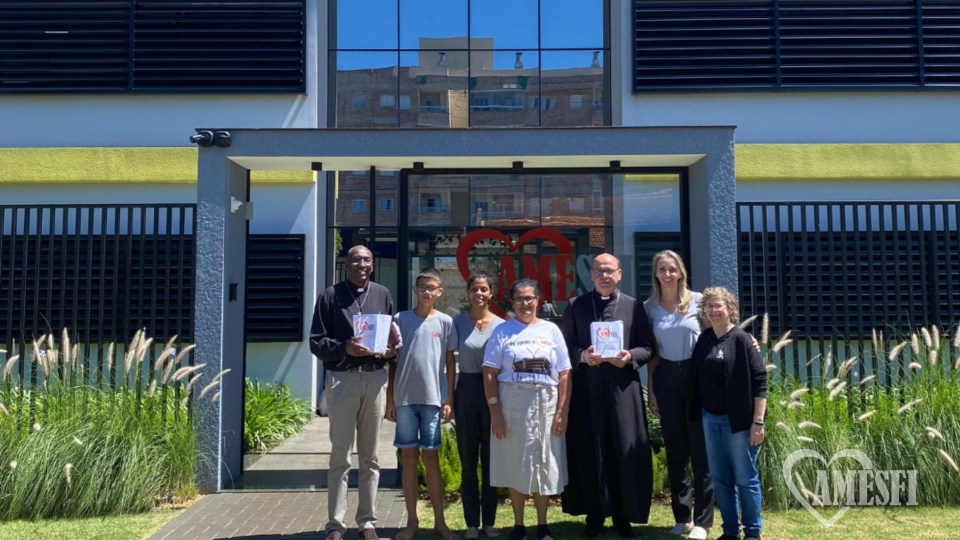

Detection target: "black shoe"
[614, 522, 637, 539]
[582, 522, 602, 538]
[716, 534, 740, 540]
[509, 525, 526, 540]
[536, 525, 554, 540]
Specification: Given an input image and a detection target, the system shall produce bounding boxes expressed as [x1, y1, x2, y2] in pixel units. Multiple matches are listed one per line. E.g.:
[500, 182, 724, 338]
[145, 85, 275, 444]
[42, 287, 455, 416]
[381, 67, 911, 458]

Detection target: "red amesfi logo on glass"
[456, 227, 576, 318]
[596, 327, 611, 340]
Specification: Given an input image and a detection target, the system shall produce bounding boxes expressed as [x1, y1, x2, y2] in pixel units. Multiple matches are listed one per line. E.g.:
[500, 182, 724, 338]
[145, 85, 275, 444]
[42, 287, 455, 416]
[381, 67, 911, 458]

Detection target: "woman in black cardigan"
[690, 287, 767, 540]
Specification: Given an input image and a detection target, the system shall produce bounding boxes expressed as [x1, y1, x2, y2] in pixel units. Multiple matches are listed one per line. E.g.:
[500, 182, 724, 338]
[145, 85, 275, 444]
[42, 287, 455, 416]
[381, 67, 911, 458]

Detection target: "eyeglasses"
[349, 257, 373, 265]
[416, 285, 441, 293]
[512, 296, 537, 305]
[705, 303, 727, 311]
[592, 268, 620, 277]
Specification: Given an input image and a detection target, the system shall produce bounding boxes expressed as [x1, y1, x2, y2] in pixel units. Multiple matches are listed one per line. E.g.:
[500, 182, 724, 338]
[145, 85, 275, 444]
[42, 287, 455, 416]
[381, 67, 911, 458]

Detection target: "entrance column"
[195, 151, 249, 492]
[688, 134, 737, 292]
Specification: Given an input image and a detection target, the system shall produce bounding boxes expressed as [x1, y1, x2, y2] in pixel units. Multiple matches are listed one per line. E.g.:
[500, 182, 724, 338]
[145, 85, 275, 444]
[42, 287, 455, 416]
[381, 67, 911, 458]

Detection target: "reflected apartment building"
[336, 38, 603, 129]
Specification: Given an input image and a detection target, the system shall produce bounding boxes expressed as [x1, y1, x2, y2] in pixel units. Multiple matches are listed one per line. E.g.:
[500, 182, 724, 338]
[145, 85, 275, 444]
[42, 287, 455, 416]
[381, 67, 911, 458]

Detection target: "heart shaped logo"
[355, 319, 370, 334]
[535, 336, 549, 349]
[782, 449, 874, 528]
[456, 227, 575, 317]
[596, 327, 611, 340]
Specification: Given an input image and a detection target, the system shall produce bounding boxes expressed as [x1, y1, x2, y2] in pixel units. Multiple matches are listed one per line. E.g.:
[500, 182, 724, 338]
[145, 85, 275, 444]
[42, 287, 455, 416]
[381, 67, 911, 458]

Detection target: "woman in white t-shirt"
[644, 250, 714, 539]
[482, 279, 571, 540]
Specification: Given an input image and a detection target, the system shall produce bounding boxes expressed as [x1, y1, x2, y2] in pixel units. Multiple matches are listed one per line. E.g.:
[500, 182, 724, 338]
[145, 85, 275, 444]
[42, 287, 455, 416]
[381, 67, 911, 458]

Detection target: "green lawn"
[0, 508, 183, 540]
[416, 501, 960, 539]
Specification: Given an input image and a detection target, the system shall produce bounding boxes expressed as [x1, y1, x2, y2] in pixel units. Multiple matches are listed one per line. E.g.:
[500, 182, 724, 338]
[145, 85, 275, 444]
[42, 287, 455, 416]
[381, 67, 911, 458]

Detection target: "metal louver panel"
[245, 234, 305, 343]
[634, 0, 777, 91]
[779, 0, 920, 87]
[0, 1, 132, 92]
[922, 0, 960, 86]
[133, 1, 305, 92]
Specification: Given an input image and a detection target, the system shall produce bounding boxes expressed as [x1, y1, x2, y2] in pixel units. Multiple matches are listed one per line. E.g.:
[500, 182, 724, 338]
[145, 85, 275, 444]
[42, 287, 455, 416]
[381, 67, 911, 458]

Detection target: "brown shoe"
[358, 527, 380, 540]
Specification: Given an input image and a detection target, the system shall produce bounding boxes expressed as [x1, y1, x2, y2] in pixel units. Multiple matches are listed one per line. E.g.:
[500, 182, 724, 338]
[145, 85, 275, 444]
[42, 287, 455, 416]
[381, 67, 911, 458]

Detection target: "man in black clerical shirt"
[310, 245, 395, 540]
[560, 253, 655, 538]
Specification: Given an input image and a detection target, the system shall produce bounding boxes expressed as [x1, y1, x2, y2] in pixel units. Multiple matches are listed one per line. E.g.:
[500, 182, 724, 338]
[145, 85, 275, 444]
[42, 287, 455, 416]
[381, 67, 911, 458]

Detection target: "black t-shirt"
[697, 331, 731, 415]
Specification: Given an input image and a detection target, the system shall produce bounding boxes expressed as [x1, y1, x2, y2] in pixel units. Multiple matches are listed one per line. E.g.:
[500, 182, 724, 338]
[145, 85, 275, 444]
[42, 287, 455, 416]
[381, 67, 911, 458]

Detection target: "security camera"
[189, 130, 215, 147]
[214, 131, 231, 148]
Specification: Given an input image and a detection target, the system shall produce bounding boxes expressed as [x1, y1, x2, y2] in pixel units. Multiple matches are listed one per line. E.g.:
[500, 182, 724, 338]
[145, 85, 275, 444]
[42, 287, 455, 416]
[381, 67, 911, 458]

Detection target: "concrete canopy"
[193, 126, 736, 491]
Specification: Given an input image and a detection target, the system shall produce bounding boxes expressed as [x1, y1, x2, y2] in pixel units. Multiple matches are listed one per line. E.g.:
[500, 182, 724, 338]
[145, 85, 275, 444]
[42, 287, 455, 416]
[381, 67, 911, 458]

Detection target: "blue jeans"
[701, 410, 762, 538]
[394, 404, 442, 450]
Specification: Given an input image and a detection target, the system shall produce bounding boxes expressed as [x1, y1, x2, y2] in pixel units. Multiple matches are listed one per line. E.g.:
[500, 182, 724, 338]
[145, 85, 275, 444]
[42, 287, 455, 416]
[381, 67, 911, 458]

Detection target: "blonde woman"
[644, 251, 713, 539]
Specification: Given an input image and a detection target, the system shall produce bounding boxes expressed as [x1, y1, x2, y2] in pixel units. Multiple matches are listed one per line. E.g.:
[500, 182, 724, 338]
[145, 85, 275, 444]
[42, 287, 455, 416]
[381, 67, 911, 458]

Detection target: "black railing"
[738, 200, 960, 383]
[0, 204, 197, 389]
[0, 204, 307, 389]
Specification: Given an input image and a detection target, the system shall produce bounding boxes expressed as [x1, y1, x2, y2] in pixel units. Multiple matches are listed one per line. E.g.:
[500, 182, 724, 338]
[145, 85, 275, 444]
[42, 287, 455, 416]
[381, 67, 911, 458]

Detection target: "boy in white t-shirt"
[386, 267, 458, 540]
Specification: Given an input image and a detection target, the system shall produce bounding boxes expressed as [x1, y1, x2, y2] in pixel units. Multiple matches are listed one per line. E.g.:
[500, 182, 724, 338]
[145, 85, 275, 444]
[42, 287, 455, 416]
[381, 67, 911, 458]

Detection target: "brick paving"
[150, 490, 408, 540]
[150, 417, 408, 540]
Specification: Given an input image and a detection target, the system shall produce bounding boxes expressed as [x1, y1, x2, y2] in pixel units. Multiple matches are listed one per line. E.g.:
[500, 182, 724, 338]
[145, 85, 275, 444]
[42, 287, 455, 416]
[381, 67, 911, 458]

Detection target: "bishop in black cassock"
[560, 253, 654, 538]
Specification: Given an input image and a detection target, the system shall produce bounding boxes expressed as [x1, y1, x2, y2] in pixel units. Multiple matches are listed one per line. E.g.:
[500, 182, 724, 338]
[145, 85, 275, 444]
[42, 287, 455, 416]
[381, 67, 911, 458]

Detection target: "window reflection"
[335, 52, 400, 128]
[332, 0, 609, 128]
[541, 0, 604, 49]
[337, 0, 398, 49]
[540, 50, 604, 127]
[400, 51, 469, 128]
[470, 0, 538, 50]
[400, 0, 468, 50]
[470, 51, 539, 127]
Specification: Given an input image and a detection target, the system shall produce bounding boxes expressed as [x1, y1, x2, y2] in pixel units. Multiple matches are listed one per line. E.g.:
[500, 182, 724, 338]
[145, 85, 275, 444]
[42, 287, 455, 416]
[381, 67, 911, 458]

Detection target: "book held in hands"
[590, 320, 624, 359]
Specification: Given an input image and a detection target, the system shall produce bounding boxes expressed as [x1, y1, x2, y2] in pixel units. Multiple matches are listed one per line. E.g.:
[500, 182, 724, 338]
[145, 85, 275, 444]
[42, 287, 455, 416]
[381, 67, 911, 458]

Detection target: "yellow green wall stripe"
[1, 144, 958, 184]
[0, 148, 314, 183]
[735, 144, 960, 181]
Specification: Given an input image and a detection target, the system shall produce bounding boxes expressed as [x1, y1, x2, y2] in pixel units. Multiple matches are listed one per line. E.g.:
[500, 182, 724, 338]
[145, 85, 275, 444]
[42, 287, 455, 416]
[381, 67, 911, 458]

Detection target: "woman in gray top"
[452, 271, 505, 539]
[644, 250, 714, 539]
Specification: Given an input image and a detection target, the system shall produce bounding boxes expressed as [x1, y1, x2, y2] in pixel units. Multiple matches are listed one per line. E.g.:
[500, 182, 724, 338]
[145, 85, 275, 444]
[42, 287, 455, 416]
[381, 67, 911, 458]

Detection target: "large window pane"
[470, 51, 539, 127]
[335, 171, 371, 226]
[400, 0, 467, 50]
[541, 0, 604, 49]
[407, 175, 469, 227]
[540, 50, 604, 127]
[336, 0, 398, 50]
[400, 51, 469, 128]
[335, 52, 400, 128]
[470, 0, 538, 50]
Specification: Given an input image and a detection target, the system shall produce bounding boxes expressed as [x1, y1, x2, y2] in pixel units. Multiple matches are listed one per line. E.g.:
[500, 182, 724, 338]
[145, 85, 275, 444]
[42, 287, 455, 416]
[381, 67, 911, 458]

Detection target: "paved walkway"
[150, 416, 408, 540]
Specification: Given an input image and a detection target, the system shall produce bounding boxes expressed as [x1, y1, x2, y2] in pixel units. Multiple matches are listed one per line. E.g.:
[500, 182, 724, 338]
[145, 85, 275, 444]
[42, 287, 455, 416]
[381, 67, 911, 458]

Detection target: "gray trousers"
[325, 368, 388, 533]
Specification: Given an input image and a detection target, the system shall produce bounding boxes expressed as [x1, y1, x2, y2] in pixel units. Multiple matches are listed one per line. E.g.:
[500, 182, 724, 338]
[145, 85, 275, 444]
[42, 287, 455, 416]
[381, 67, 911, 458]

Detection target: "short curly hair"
[698, 286, 740, 324]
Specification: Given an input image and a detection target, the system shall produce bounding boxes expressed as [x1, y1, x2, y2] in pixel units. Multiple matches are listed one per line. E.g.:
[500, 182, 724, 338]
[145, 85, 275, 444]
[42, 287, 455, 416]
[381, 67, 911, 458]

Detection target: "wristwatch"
[487, 397, 499, 405]
[754, 420, 765, 427]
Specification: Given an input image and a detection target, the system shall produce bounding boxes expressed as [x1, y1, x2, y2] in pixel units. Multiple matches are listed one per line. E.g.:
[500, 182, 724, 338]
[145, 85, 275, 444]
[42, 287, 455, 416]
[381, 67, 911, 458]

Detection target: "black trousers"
[653, 358, 715, 527]
[454, 373, 497, 528]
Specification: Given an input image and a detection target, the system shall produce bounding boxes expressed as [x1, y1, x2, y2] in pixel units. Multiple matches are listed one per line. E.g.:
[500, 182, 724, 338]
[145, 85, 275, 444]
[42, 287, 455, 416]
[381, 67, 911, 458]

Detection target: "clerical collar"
[356, 287, 365, 293]
[596, 289, 619, 301]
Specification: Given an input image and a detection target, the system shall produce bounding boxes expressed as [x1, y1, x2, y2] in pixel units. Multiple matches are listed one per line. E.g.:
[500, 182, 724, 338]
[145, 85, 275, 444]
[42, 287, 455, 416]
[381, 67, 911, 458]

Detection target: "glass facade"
[331, 0, 609, 128]
[329, 168, 686, 314]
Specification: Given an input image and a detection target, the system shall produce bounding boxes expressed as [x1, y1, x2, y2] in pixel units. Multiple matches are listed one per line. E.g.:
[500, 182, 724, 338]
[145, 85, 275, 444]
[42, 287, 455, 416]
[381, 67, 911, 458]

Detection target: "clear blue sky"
[336, 0, 604, 69]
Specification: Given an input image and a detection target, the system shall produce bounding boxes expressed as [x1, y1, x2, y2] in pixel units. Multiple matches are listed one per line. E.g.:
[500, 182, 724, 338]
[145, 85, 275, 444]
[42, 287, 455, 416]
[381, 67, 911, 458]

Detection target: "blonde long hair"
[646, 250, 694, 313]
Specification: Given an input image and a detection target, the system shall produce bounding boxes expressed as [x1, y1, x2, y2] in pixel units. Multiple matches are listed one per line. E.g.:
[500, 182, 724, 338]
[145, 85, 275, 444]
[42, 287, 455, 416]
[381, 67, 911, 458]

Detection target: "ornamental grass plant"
[752, 320, 960, 510]
[0, 330, 226, 520]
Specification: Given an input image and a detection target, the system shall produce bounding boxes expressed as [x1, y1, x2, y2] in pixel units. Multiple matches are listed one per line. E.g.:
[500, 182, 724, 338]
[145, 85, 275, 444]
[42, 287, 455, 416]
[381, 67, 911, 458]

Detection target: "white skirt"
[490, 382, 568, 496]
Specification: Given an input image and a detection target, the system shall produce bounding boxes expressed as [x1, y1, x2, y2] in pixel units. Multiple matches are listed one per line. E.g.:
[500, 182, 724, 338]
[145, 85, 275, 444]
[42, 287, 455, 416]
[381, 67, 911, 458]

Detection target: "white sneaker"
[484, 526, 501, 538]
[688, 526, 709, 540]
[668, 522, 692, 535]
